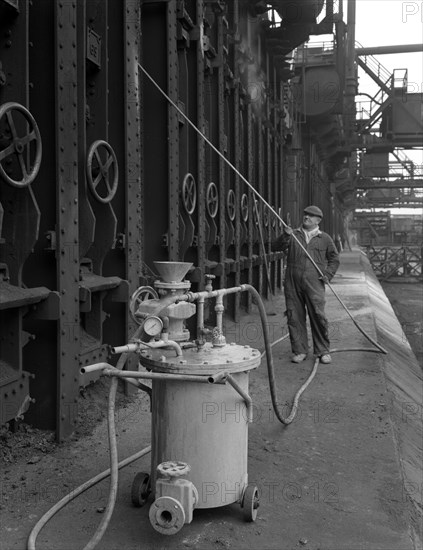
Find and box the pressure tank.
[140,343,261,509]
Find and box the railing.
[392,151,422,178]
[355,40,392,84]
[354,41,407,136]
[365,245,423,280]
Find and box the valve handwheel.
[182,173,197,215]
[206,182,218,218]
[86,139,119,203]
[241,193,249,222]
[129,286,158,325]
[263,208,269,227]
[157,461,191,478]
[0,102,42,188]
[227,189,236,221]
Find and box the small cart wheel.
[242,484,259,522]
[131,472,151,507]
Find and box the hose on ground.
[27,282,390,547]
[246,284,387,426]
[27,444,151,550]
[27,323,145,550]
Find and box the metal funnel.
[154,261,193,283]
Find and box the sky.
[352,0,423,87]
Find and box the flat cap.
[303,205,323,218]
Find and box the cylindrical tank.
[300,66,341,117]
[140,343,261,509]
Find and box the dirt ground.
[0,277,422,550]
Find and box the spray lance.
[27,63,388,550]
[137,62,387,356]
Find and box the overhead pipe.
[356,44,423,56]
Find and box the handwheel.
[129,286,158,325]
[157,461,191,478]
[206,182,218,218]
[242,484,259,522]
[227,189,236,221]
[241,193,249,222]
[86,140,119,203]
[182,173,196,215]
[0,102,42,188]
[131,472,151,507]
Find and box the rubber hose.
[245,284,387,426]
[27,445,151,550]
[82,375,119,550]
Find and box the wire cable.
[138,62,387,356]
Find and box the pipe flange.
[149,496,185,535]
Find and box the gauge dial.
[143,316,163,337]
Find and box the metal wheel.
[182,173,196,215]
[206,182,218,218]
[241,193,249,222]
[131,472,151,507]
[242,484,259,522]
[86,140,119,203]
[129,286,158,325]
[0,102,42,188]
[227,189,236,221]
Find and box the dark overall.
[273,229,340,356]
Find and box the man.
[272,205,340,364]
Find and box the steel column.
[55,0,80,441]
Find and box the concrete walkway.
[2,251,422,550]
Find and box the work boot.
[291,353,307,363]
[319,354,332,364]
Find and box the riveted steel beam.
[123,0,142,371]
[196,0,206,287]
[55,0,80,441]
[167,0,180,260]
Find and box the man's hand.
[283,225,293,235]
[319,275,329,285]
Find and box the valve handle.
[86,139,119,203]
[156,461,191,478]
[181,172,197,215]
[206,182,218,218]
[227,189,236,221]
[0,102,42,188]
[129,286,158,325]
[241,193,249,222]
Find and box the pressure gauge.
[142,315,163,337]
